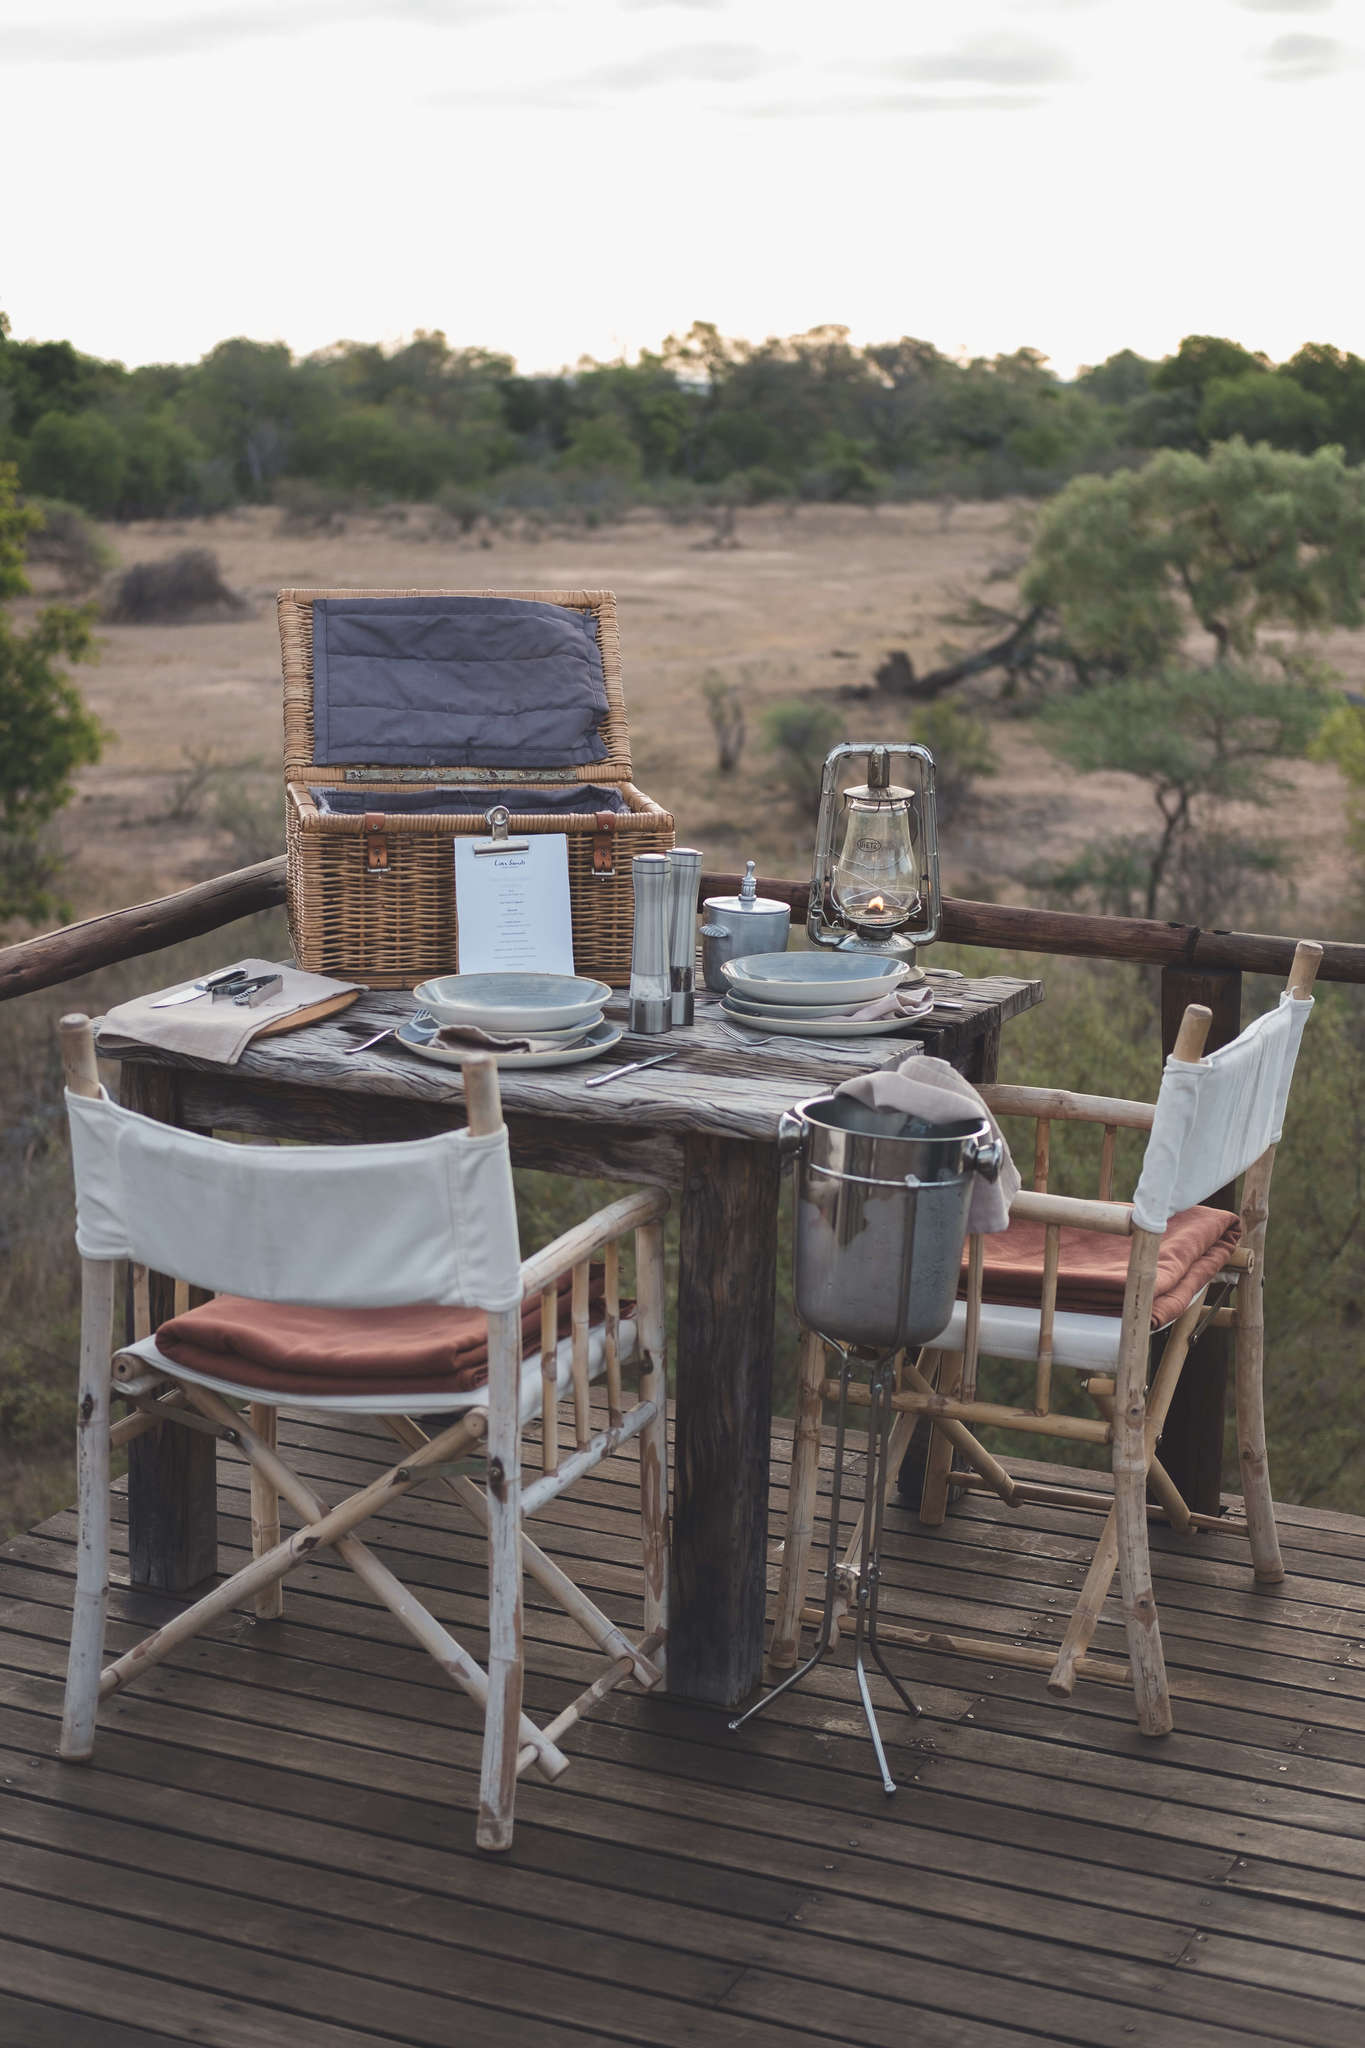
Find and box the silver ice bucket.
[782,1092,1002,1354]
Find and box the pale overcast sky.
[3,0,1361,377]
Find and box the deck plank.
[2,1415,1364,2048]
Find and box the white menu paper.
[452,832,576,975]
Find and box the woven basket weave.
[279,588,674,989]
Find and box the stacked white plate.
[405,972,621,1069]
[719,953,930,1039]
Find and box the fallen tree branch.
[875,603,1048,700]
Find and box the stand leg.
[732,1353,919,1798]
[729,1353,855,1731]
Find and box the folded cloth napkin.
[431,1023,589,1054]
[154,1264,611,1398]
[849,985,935,1022]
[97,960,362,1067]
[835,1053,1020,1235]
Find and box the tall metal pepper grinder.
[666,847,703,1026]
[628,853,672,1034]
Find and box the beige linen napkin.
[431,1025,539,1053]
[835,1053,1019,1234]
[849,985,934,1022]
[97,960,363,1067]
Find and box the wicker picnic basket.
[279,588,674,988]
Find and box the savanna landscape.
[5,323,1365,1542]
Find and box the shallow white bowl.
[722,952,909,1007]
[413,972,611,1034]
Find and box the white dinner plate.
[720,989,922,1023]
[720,1000,928,1040]
[397,1016,623,1070]
[414,972,611,1034]
[722,952,910,1007]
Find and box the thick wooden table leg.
[669,1134,781,1707]
[119,1062,219,1593]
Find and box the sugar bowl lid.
[704,860,788,917]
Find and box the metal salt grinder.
[629,853,672,1034]
[665,847,703,1027]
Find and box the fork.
[342,1011,433,1055]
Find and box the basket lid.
[279,588,631,786]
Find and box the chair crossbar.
[176,1382,571,1778]
[384,1416,662,1689]
[521,1399,659,1516]
[515,1626,668,1777]
[826,1378,1114,1444]
[799,1604,1133,1689]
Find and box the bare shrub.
[762,698,842,813]
[274,479,351,534]
[156,744,261,825]
[103,549,248,624]
[212,782,284,865]
[701,671,747,774]
[910,700,998,827]
[22,498,115,593]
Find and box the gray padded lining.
[311,785,628,818]
[312,595,609,768]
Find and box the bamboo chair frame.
[769,942,1322,1737]
[57,1016,669,1852]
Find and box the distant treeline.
[2,312,1364,523]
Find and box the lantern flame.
[868,895,885,912]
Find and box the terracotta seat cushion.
[963,1204,1242,1328]
[154,1265,606,1399]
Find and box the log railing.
[3,857,1364,1005]
[4,856,1362,1512]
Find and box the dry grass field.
[4,496,1363,1541]
[13,497,1359,934]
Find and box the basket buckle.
[363,811,390,878]
[592,810,617,880]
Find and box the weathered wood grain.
[4,1416,1365,2048]
[670,1133,783,1706]
[100,976,1042,1147]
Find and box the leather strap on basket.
[592,810,617,880]
[364,811,390,877]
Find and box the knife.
[150,968,249,1008]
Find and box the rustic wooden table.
[104,971,1043,1708]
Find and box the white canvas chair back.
[1131,992,1314,1232]
[65,1086,523,1311]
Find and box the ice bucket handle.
[777,1104,810,1159]
[964,1131,1004,1183]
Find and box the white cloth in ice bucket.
[835,1054,1020,1236]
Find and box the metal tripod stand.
[730,1342,920,1794]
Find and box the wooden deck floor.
[0,1410,1363,2048]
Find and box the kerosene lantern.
[807,742,940,974]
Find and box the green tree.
[1039,665,1328,918]
[0,465,104,922]
[1198,370,1330,453]
[22,410,126,518]
[1023,440,1365,675]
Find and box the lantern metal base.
[829,929,927,975]
[728,1348,921,1795]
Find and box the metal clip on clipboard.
[472,805,531,856]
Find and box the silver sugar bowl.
[700,862,791,992]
